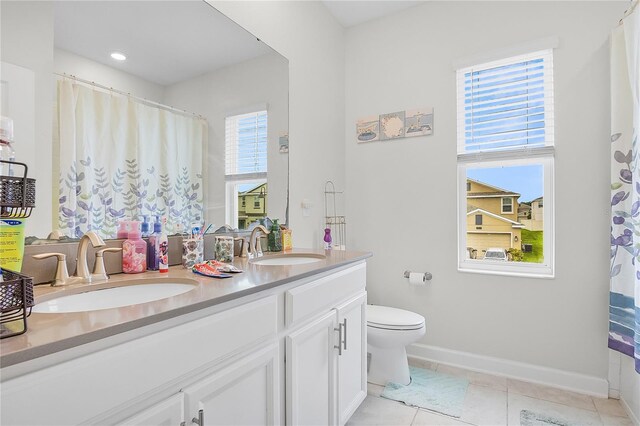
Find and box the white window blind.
[225,110,268,179]
[457,50,554,154]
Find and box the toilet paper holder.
[404,270,432,281]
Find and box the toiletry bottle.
[0,117,17,216]
[191,222,201,239]
[116,220,129,239]
[0,218,26,271]
[122,221,147,273]
[268,219,282,252]
[324,228,332,249]
[158,216,169,273]
[0,116,16,176]
[147,216,161,271]
[141,215,150,238]
[281,227,292,251]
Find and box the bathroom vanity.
[0,250,370,426]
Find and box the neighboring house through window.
[457,48,555,277]
[501,197,513,213]
[225,110,268,229]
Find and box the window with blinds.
[457,50,554,155]
[456,49,555,278]
[225,110,268,178]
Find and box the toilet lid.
[366,305,425,330]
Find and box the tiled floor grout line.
[506,386,510,426]
[409,407,419,426]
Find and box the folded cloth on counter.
[205,260,242,273]
[192,262,232,278]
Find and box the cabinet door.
[286,310,339,426]
[117,393,184,426]
[183,343,280,426]
[335,292,367,426]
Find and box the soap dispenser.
[147,216,162,271]
[116,220,129,239]
[141,215,151,238]
[268,219,282,252]
[158,216,169,273]
[122,221,147,273]
[324,228,332,249]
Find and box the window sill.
[458,261,554,279]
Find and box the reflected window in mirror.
[225,111,268,229]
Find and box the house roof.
[467,208,525,228]
[466,178,520,196]
[531,196,543,202]
[239,182,266,195]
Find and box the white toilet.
[366,305,426,386]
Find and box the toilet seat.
[366,305,425,331]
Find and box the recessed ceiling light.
[110,52,126,61]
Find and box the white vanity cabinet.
[118,393,185,426]
[0,261,367,426]
[118,344,280,426]
[286,309,340,425]
[1,295,279,426]
[285,263,367,426]
[336,292,368,425]
[181,343,281,426]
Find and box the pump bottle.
[122,221,147,273]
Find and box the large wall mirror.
[1,1,289,241]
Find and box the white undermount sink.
[249,253,326,266]
[32,281,197,314]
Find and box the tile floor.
[347,359,634,426]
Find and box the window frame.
[458,155,554,277]
[456,49,555,278]
[224,109,268,228]
[501,197,513,214]
[225,178,267,230]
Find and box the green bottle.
[268,219,282,252]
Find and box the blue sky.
[467,164,543,203]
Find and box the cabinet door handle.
[334,323,343,356]
[342,318,347,351]
[192,409,204,426]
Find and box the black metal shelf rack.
[0,159,36,338]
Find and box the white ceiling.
[54,1,275,86]
[322,1,423,28]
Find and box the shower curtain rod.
[54,72,206,120]
[620,0,638,23]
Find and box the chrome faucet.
[249,225,270,258]
[75,231,106,282]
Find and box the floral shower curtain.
[56,80,207,239]
[610,6,639,373]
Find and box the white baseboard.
[620,395,640,426]
[407,343,609,398]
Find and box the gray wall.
[164,52,289,229]
[344,1,626,380]
[212,1,346,248]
